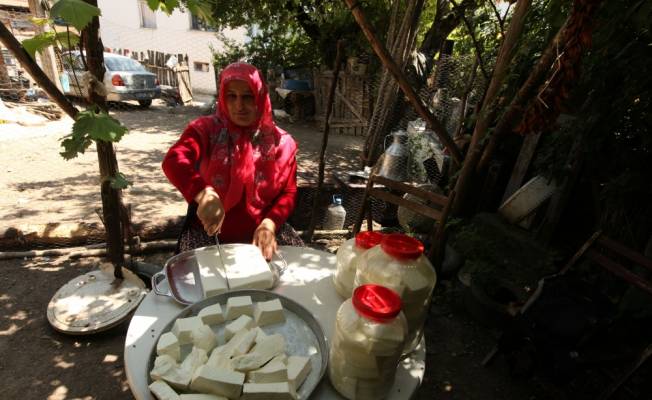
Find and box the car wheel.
[138,99,152,108]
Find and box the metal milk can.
[378,129,410,182]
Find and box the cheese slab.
[224,315,255,341]
[253,299,285,327]
[150,355,191,390]
[246,359,288,383]
[241,382,298,400]
[180,347,208,377]
[179,394,228,400]
[157,331,181,361]
[192,324,218,353]
[232,334,285,372]
[149,380,180,400]
[190,365,245,399]
[225,296,254,321]
[198,303,225,325]
[221,244,275,290]
[172,316,203,345]
[196,249,229,298]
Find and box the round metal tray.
[147,289,329,399]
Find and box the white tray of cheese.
[147,289,328,400]
[152,244,286,305]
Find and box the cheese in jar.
[354,233,436,353]
[333,231,384,298]
[329,284,407,400]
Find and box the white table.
[124,246,425,399]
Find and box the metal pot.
[378,129,410,182]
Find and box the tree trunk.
[28,0,61,91]
[451,0,532,215]
[83,0,126,277]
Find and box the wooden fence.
[314,70,372,136]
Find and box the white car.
[62,52,161,108]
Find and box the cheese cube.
[149,380,180,400]
[361,321,404,343]
[192,324,218,353]
[180,347,208,377]
[269,354,288,365]
[222,244,274,290]
[179,395,228,400]
[190,365,245,399]
[220,329,254,358]
[232,328,258,357]
[224,314,255,341]
[198,303,225,325]
[150,355,191,390]
[253,299,285,326]
[225,296,254,321]
[172,316,203,345]
[196,249,229,298]
[254,327,267,343]
[246,359,288,383]
[287,356,311,390]
[241,382,298,400]
[157,332,181,361]
[232,334,285,372]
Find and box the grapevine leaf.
[147,0,161,11]
[29,17,51,26]
[56,31,80,49]
[22,32,56,59]
[73,110,128,143]
[110,172,133,189]
[50,0,101,31]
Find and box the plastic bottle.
[323,195,346,230]
[333,231,384,298]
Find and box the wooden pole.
[305,40,345,242]
[0,21,77,118]
[451,0,531,215]
[344,0,463,166]
[82,0,126,279]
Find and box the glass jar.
[333,231,384,298]
[329,285,407,400]
[354,233,436,353]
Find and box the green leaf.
[30,17,51,26]
[186,0,214,22]
[110,172,132,189]
[147,0,161,11]
[73,110,128,143]
[55,31,80,49]
[22,32,56,59]
[59,129,92,160]
[161,0,180,14]
[50,0,101,31]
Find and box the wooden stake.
[306,40,345,242]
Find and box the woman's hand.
[253,218,277,261]
[194,187,225,236]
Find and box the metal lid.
[47,263,147,335]
[352,284,402,323]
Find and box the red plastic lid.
[381,233,424,260]
[355,231,384,249]
[352,284,402,323]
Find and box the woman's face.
[225,80,257,127]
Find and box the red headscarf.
[195,62,296,221]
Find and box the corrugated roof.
[0,0,29,8]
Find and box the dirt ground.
[0,101,638,399]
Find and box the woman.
[162,62,302,260]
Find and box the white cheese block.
[196,249,229,298]
[180,347,208,378]
[330,346,379,378]
[224,314,255,341]
[172,316,204,345]
[221,244,274,290]
[179,394,228,400]
[220,328,253,358]
[198,303,225,325]
[179,395,228,400]
[150,355,191,390]
[246,359,288,383]
[206,348,233,371]
[361,320,404,343]
[225,296,254,321]
[241,382,298,400]
[254,327,267,343]
[149,380,180,400]
[192,324,218,353]
[287,356,312,391]
[190,365,245,399]
[269,354,288,365]
[157,331,181,362]
[253,299,285,326]
[232,328,258,357]
[232,334,285,372]
[402,266,432,299]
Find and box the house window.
[139,0,157,29]
[194,62,209,72]
[190,15,215,32]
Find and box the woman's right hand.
[194,187,225,236]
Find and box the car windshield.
[105,57,147,72]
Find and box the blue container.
[283,79,311,91]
